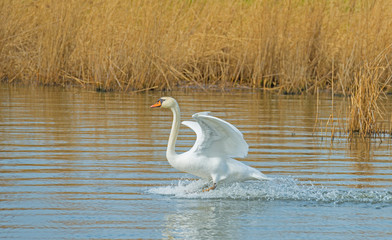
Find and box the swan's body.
[151,97,270,190]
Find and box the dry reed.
[1,0,392,93]
[348,61,392,138]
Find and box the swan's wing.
[181,120,204,153]
[184,112,248,158]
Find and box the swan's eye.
[158,99,166,105]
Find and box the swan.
[151,97,270,191]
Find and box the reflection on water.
[163,199,269,239]
[0,84,391,239]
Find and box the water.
[1,84,391,239]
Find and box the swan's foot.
[202,183,216,192]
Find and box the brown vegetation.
[348,62,392,138]
[1,0,392,93]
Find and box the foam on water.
[148,177,392,204]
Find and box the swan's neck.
[166,103,181,161]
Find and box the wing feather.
[181,120,204,153]
[182,112,248,158]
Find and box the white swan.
[151,97,270,191]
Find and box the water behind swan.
[149,177,392,204]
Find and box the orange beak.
[150,100,162,108]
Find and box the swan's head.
[150,97,177,109]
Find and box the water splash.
[148,177,392,204]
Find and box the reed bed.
[1,0,392,93]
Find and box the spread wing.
[181,112,248,158]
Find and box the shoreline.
[2,81,391,140]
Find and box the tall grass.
[1,0,392,93]
[348,61,392,138]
